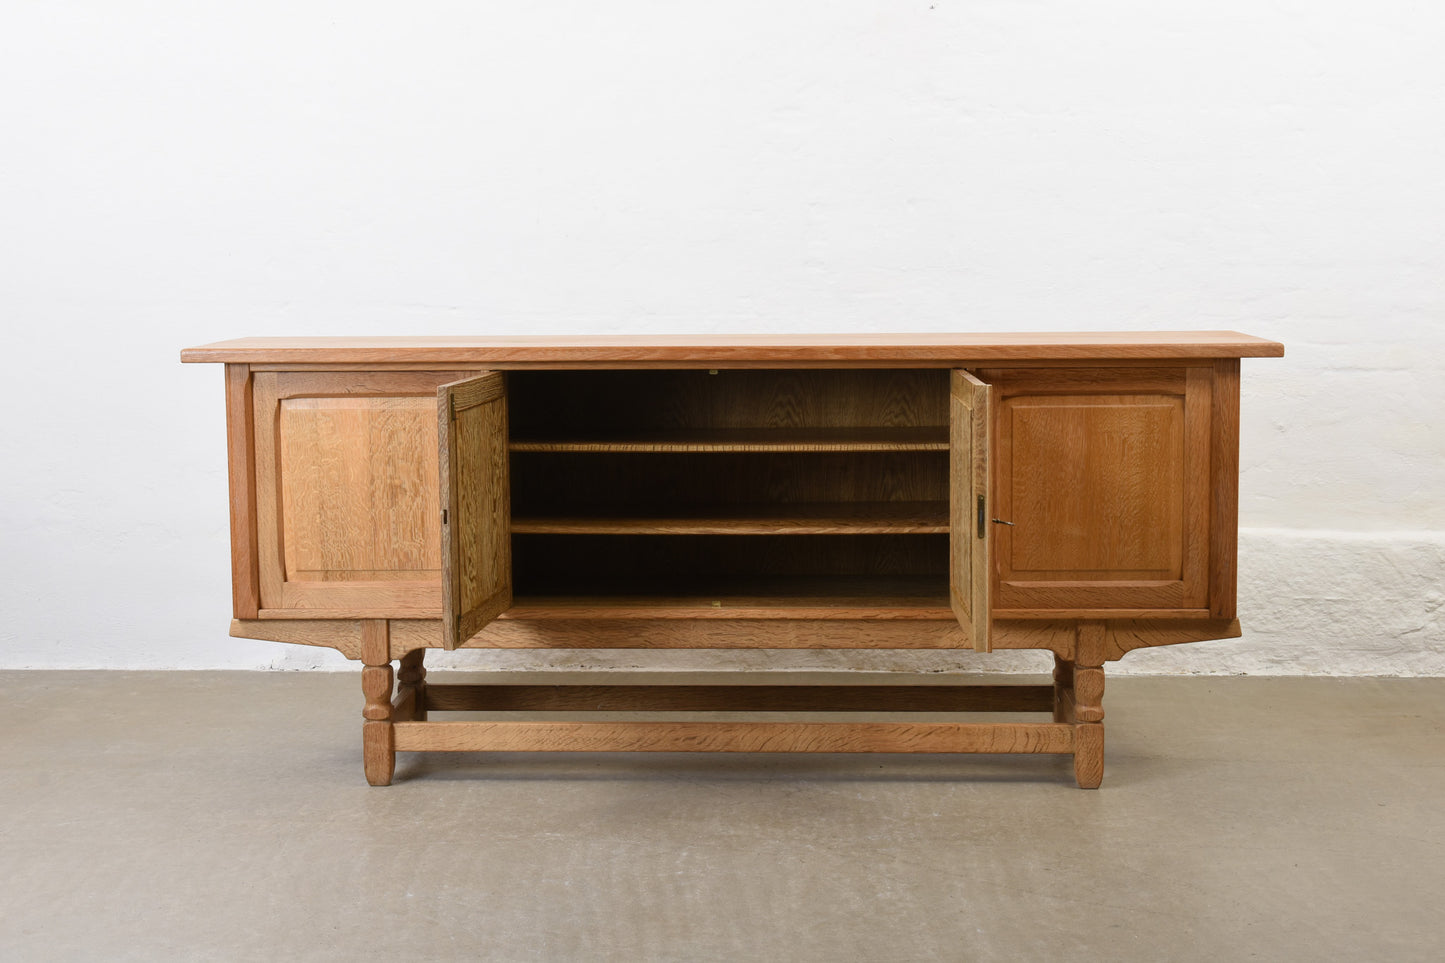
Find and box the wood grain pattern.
[423,684,1054,713]
[181,331,1287,364]
[224,364,259,619]
[275,581,441,613]
[396,648,427,723]
[360,620,394,785]
[447,618,969,649]
[389,686,417,723]
[1071,622,1106,788]
[1057,685,1078,725]
[1008,396,1184,573]
[1210,358,1241,617]
[230,618,363,659]
[505,599,951,622]
[1105,618,1241,659]
[950,370,992,652]
[250,370,473,616]
[994,607,1214,620]
[439,372,512,649]
[252,371,284,608]
[360,619,390,666]
[1073,666,1104,725]
[278,396,440,580]
[986,366,1211,613]
[1073,722,1103,789]
[434,617,1074,651]
[225,613,1238,660]
[1052,655,1074,723]
[392,721,1076,754]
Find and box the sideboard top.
[181,331,1284,365]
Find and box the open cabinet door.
[950,370,993,652]
[439,372,512,650]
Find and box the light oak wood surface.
[182,331,1285,364]
[950,370,992,652]
[985,366,1211,613]
[421,683,1055,713]
[439,372,512,649]
[194,333,1280,787]
[224,364,259,619]
[391,721,1077,755]
[249,370,472,617]
[229,616,1239,661]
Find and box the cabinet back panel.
[514,534,947,587]
[508,369,948,435]
[511,451,947,513]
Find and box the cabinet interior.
[505,368,951,615]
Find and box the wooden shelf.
[509,427,949,453]
[511,501,949,535]
[506,575,951,620]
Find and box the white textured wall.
[1,1,1440,673]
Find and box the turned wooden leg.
[361,621,395,787]
[1052,654,1074,723]
[1071,622,1105,789]
[398,648,428,723]
[1073,662,1105,789]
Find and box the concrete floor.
[1,672,1442,962]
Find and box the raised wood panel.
[278,396,440,580]
[224,364,259,619]
[985,366,1212,613]
[949,370,992,652]
[439,372,512,649]
[1007,395,1184,576]
[252,370,474,615]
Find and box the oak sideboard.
[181,332,1283,787]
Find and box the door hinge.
[977,495,986,539]
[442,508,448,526]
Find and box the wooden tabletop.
[181,331,1284,364]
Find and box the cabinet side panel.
[224,364,259,619]
[1210,359,1240,618]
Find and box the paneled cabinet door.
[251,369,480,618]
[438,372,512,650]
[980,365,1215,617]
[950,370,993,652]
